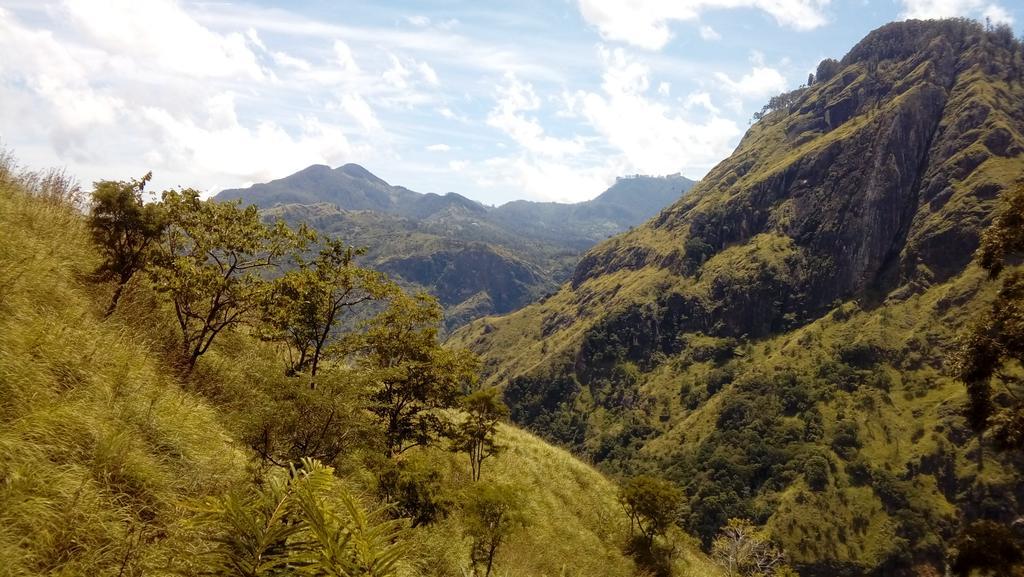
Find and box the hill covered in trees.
[218,165,694,329]
[451,19,1024,577]
[0,153,726,577]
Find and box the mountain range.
[450,19,1024,576]
[216,165,694,328]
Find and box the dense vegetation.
[453,19,1024,577]
[221,164,694,330]
[0,152,724,577]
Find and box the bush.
[804,455,831,491]
[202,458,410,576]
[377,460,452,528]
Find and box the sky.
[0,0,1020,204]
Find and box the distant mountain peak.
[337,163,388,185]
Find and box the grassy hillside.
[0,171,720,577]
[0,179,246,574]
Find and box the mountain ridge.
[451,18,1024,576]
[222,165,695,329]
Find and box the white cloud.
[380,53,440,93]
[472,45,746,202]
[138,94,357,189]
[406,15,431,27]
[338,93,380,131]
[272,51,312,71]
[683,91,721,114]
[418,61,440,85]
[984,3,1014,24]
[246,28,266,51]
[382,54,410,89]
[699,24,721,40]
[63,0,265,79]
[577,0,830,50]
[333,40,361,74]
[487,73,585,158]
[449,160,468,171]
[478,156,619,203]
[714,53,788,100]
[426,143,451,152]
[573,47,741,176]
[900,0,1012,23]
[0,7,124,158]
[0,4,384,194]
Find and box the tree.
[346,291,480,456]
[450,388,509,481]
[815,58,840,83]
[377,459,452,528]
[619,475,684,549]
[803,455,831,491]
[462,482,528,577]
[245,372,378,470]
[88,173,166,316]
[153,189,299,372]
[955,184,1024,462]
[264,236,394,380]
[712,518,791,577]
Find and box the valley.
[2,8,1023,577]
[218,164,694,329]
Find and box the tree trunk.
[485,543,498,577]
[977,430,985,472]
[105,280,126,317]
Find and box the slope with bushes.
[0,161,719,577]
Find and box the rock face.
[379,245,543,312]
[451,20,1024,576]
[226,169,693,329]
[570,20,1023,337]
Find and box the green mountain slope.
[451,19,1024,576]
[222,167,693,329]
[0,169,719,577]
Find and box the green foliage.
[346,291,480,456]
[244,373,378,469]
[154,189,301,371]
[201,458,410,576]
[803,456,830,491]
[449,389,509,481]
[956,184,1024,454]
[376,460,452,528]
[264,237,394,378]
[620,476,685,547]
[88,173,166,315]
[462,482,529,577]
[620,475,686,576]
[814,58,840,83]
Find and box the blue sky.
[0,0,1020,204]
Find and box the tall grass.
[0,176,245,576]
